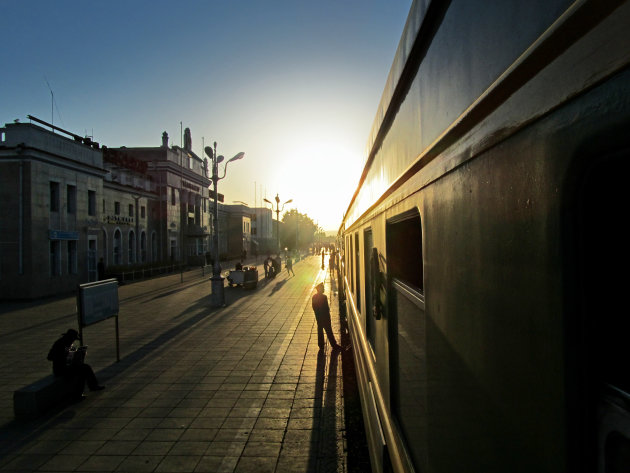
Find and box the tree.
[280,209,318,251]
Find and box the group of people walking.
[263,254,296,279]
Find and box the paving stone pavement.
[0,255,369,472]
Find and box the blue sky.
[1,1,411,230]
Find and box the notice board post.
[77,279,120,362]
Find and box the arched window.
[151,231,157,263]
[140,231,147,263]
[113,229,122,265]
[102,229,108,265]
[128,230,136,264]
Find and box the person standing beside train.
[312,282,341,351]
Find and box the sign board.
[49,230,79,240]
[77,278,121,362]
[77,279,119,327]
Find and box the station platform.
[0,255,369,472]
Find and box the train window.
[355,233,361,312]
[364,229,375,350]
[349,236,354,295]
[386,209,426,471]
[572,151,630,472]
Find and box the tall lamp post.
[263,194,292,254]
[205,143,244,307]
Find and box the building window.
[140,231,147,263]
[129,204,134,217]
[113,229,122,265]
[102,199,106,213]
[115,202,120,215]
[67,185,76,214]
[151,232,157,262]
[88,190,96,216]
[67,240,77,274]
[50,182,59,212]
[50,240,60,276]
[128,230,135,264]
[141,206,146,218]
[171,187,176,205]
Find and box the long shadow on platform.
[0,280,264,462]
[268,279,287,296]
[307,347,341,472]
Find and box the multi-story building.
[0,119,107,298]
[0,118,247,299]
[251,206,273,255]
[107,128,212,266]
[223,204,251,260]
[101,148,158,269]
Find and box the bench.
[14,374,79,419]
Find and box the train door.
[570,150,630,473]
[386,209,426,472]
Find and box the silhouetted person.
[264,255,271,279]
[286,256,295,276]
[47,329,104,400]
[97,258,105,280]
[235,261,243,271]
[273,255,281,276]
[312,283,341,350]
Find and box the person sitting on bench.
[47,329,104,401]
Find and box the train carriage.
[338,1,630,472]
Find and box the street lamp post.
[263,194,292,254]
[205,143,244,307]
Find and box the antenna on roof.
[44,77,54,133]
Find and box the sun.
[280,141,365,231]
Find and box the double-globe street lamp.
[205,142,244,307]
[264,194,292,254]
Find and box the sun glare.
[281,141,364,231]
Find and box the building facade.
[108,128,212,267]
[0,119,250,299]
[0,121,106,298]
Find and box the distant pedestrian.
[97,258,105,280]
[273,255,281,276]
[312,283,341,351]
[264,256,270,279]
[321,249,325,269]
[286,256,295,276]
[47,329,104,401]
[329,253,335,275]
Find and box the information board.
[77,278,121,362]
[77,279,119,327]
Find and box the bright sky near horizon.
[1,1,411,231]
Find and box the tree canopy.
[280,209,322,250]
